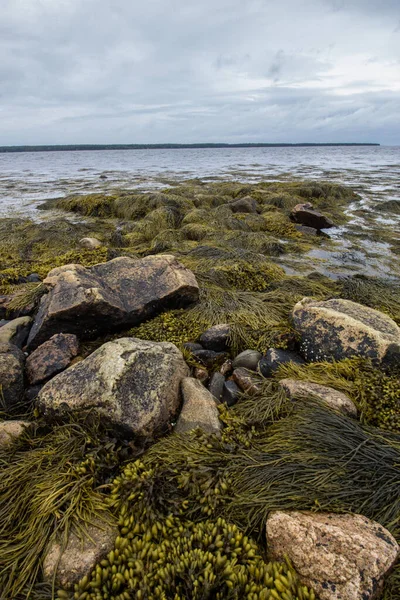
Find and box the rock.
[266,511,399,600]
[175,378,221,435]
[37,337,189,438]
[230,196,258,213]
[27,255,199,350]
[27,273,41,283]
[79,237,103,249]
[25,384,43,403]
[232,349,262,371]
[199,324,230,351]
[232,368,262,395]
[220,359,233,376]
[43,519,117,589]
[190,348,229,369]
[194,367,209,384]
[0,319,9,327]
[258,348,305,378]
[293,298,400,365]
[222,380,241,406]
[26,333,79,385]
[295,224,318,236]
[0,316,32,348]
[0,343,25,411]
[279,379,357,417]
[291,203,335,230]
[0,420,31,449]
[208,372,225,402]
[183,342,203,353]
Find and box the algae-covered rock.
[293,297,400,365]
[229,196,258,213]
[79,237,103,249]
[37,337,189,438]
[0,420,31,449]
[26,333,79,385]
[0,343,25,411]
[266,510,399,600]
[0,316,32,348]
[27,255,199,350]
[43,520,117,590]
[279,378,357,417]
[175,377,221,435]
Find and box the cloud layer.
[1,0,399,145]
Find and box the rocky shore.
[1,180,400,600]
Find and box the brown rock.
[267,511,399,600]
[279,378,357,417]
[43,519,117,589]
[175,378,221,435]
[293,297,400,365]
[37,337,189,439]
[232,368,262,395]
[27,255,199,350]
[0,420,31,448]
[291,203,335,230]
[26,333,79,385]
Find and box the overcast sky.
[1,0,399,145]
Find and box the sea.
[1,145,399,278]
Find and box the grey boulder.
[267,511,399,600]
[175,378,221,435]
[27,255,199,350]
[37,337,189,439]
[293,297,400,365]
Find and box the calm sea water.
[0,146,399,278]
[0,146,399,217]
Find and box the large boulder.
[27,255,199,350]
[0,343,25,411]
[175,378,221,435]
[293,297,400,365]
[37,337,189,438]
[26,333,79,385]
[267,511,399,600]
[291,203,335,230]
[279,379,357,417]
[43,519,117,589]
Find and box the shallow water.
[1,146,399,278]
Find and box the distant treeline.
[0,143,380,153]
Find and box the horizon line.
[0,142,381,153]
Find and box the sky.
[1,0,399,145]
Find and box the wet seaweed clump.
[127,309,204,348]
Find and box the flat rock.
[199,324,230,351]
[37,337,189,439]
[0,420,31,449]
[208,372,225,402]
[43,519,117,589]
[291,203,335,230]
[233,368,262,395]
[279,378,357,417]
[27,255,199,350]
[293,297,400,365]
[267,511,399,600]
[232,349,262,371]
[0,316,32,348]
[259,348,305,377]
[26,333,79,385]
[175,378,221,435]
[0,343,25,411]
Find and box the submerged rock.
[293,297,400,365]
[266,511,399,600]
[37,337,189,439]
[258,348,304,377]
[0,420,31,449]
[0,343,25,411]
[291,203,335,230]
[27,255,199,350]
[279,378,357,417]
[43,520,117,589]
[0,316,32,348]
[175,378,221,435]
[199,324,230,351]
[26,333,79,385]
